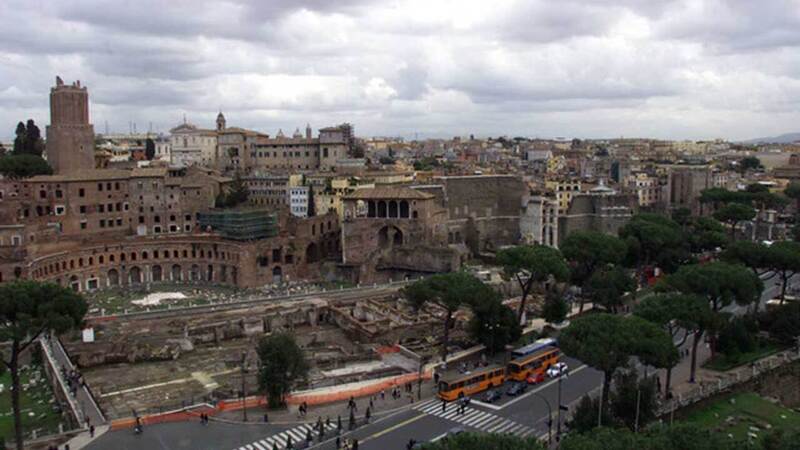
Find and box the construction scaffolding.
[196,209,278,241]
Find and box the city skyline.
[2,0,800,141]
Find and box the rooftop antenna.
[149,121,153,133]
[104,120,108,135]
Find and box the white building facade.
[289,186,310,217]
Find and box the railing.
[39,337,85,426]
[657,348,800,416]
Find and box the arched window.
[399,201,409,218]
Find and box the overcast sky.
[2,0,800,141]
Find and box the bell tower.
[216,111,226,131]
[45,76,96,174]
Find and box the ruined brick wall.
[557,193,637,245]
[435,175,526,252]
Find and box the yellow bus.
[437,364,506,401]
[507,347,560,383]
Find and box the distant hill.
[743,132,800,144]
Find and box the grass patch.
[681,392,800,443]
[0,365,64,440]
[703,343,782,372]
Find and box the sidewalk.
[48,336,106,426]
[213,379,438,426]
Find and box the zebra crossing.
[234,421,337,450]
[414,399,537,438]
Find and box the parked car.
[484,389,502,403]
[547,362,569,378]
[527,372,545,384]
[506,382,527,396]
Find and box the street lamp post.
[534,392,553,448]
[241,351,248,422]
[556,369,569,443]
[485,323,495,356]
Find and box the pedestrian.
[336,436,341,449]
[264,412,269,423]
[352,438,359,450]
[65,445,70,450]
[380,389,385,401]
[365,406,371,423]
[441,399,446,413]
[369,398,374,409]
[90,424,95,437]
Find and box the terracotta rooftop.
[344,186,434,200]
[28,169,131,183]
[130,167,168,178]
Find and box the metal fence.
[657,348,800,416]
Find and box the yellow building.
[545,180,582,214]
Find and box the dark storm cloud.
[1,0,800,141]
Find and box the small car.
[506,382,527,396]
[547,362,569,378]
[446,426,466,436]
[484,389,502,403]
[527,372,545,384]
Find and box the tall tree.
[418,431,546,450]
[23,119,43,156]
[257,332,309,408]
[0,281,87,450]
[713,203,756,240]
[306,186,316,217]
[497,245,569,324]
[739,156,763,172]
[144,138,156,160]
[721,240,772,278]
[404,272,494,360]
[767,241,800,305]
[610,369,659,431]
[658,262,762,381]
[686,216,728,253]
[0,155,53,179]
[671,207,692,229]
[561,231,627,310]
[12,122,25,155]
[586,266,635,313]
[559,314,673,415]
[560,423,746,450]
[467,295,521,355]
[784,181,800,212]
[635,294,710,394]
[619,213,686,282]
[218,171,249,208]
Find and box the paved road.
[84,357,602,450]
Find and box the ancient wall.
[557,193,637,245]
[435,175,526,253]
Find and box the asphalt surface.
[84,356,603,450]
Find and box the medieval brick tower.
[46,76,95,174]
